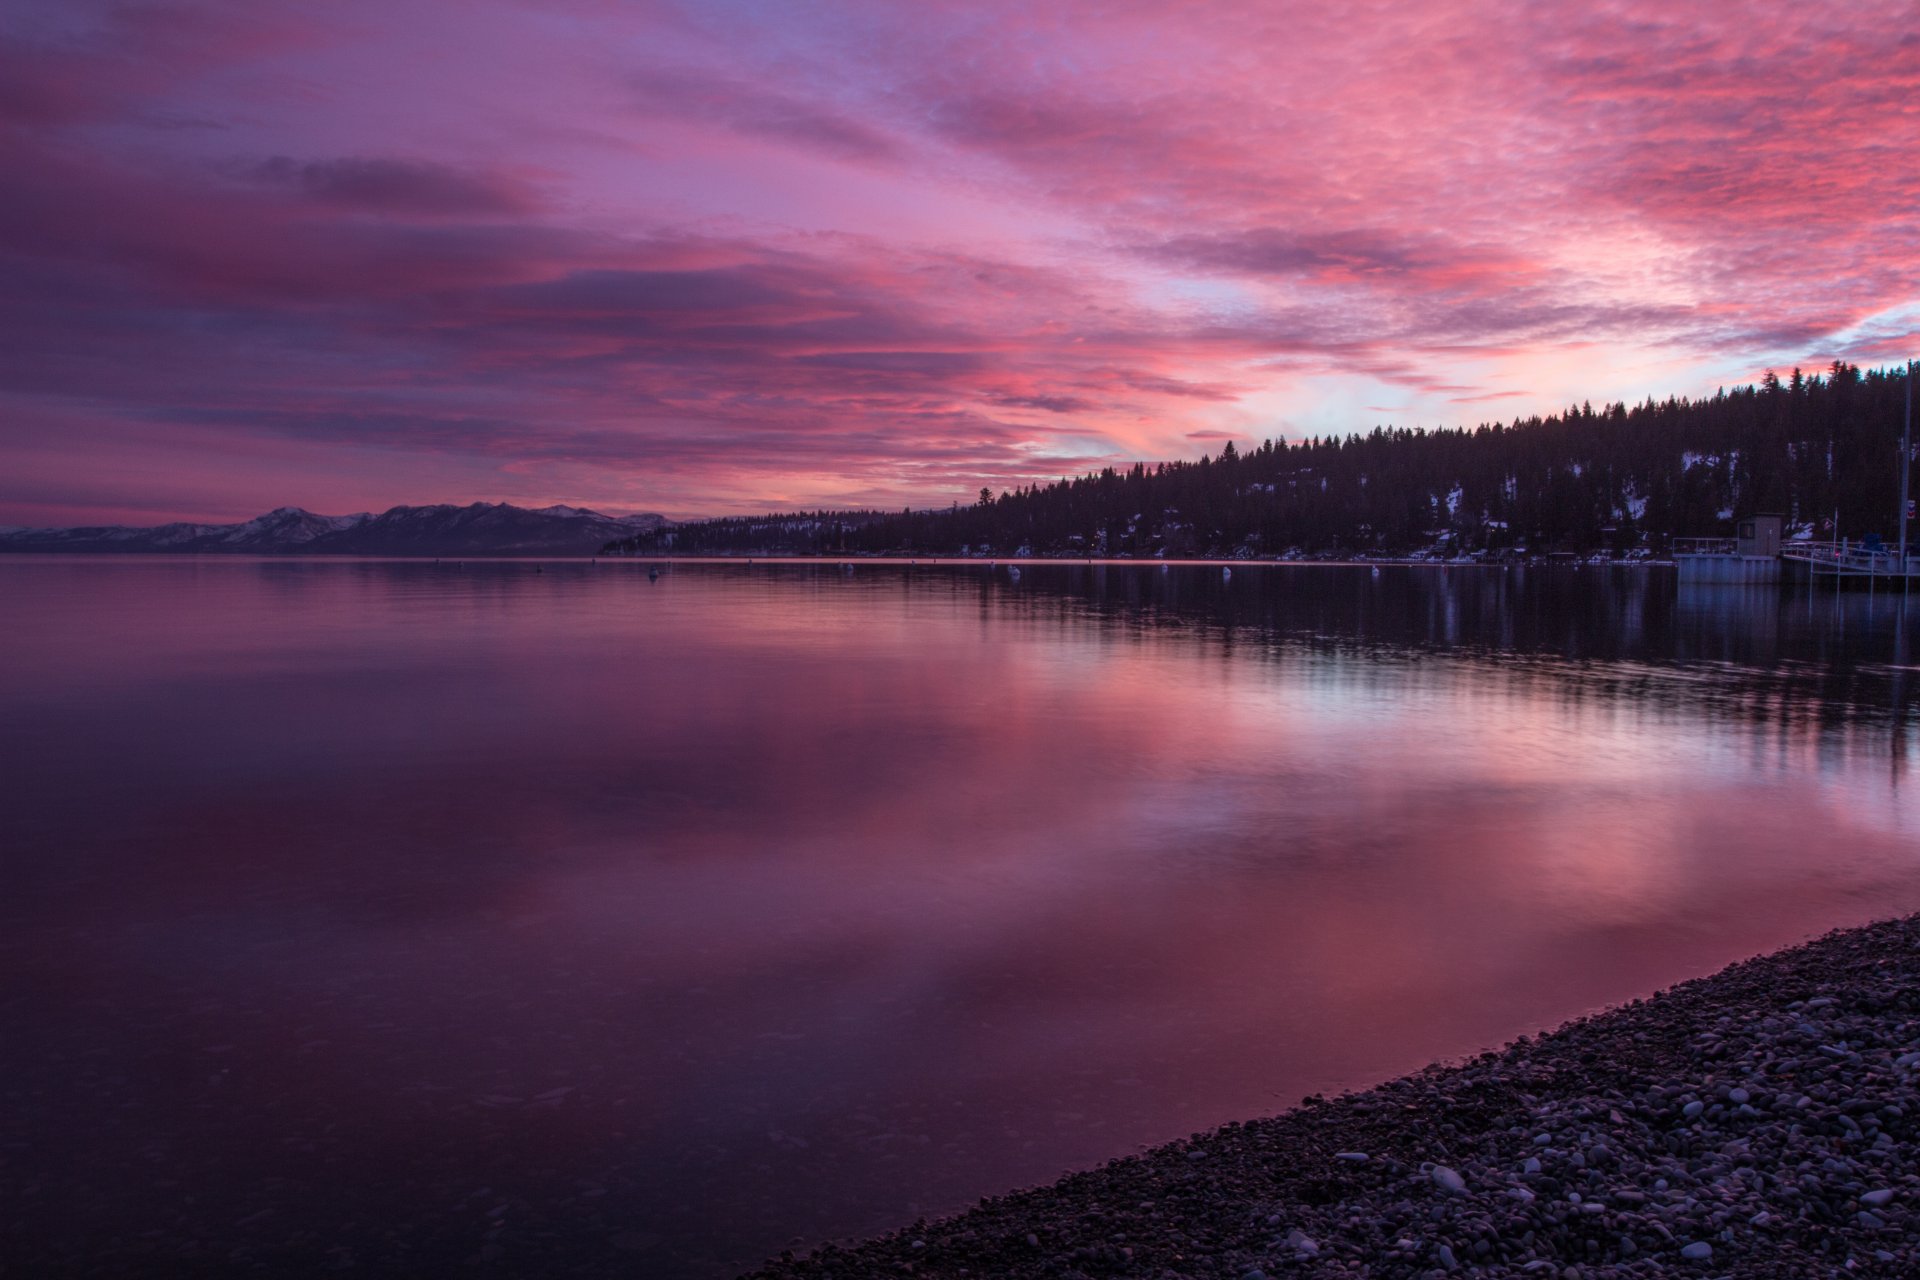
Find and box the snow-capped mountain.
[213,507,375,548]
[0,503,669,556]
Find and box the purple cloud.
[247,156,538,216]
[4,0,1920,524]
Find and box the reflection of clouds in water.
[5,558,1920,1278]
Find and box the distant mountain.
[0,503,669,556]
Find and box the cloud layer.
[4,0,1918,523]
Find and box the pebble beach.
[746,914,1920,1279]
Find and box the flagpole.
[1904,359,1914,591]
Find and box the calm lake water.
[4,557,1919,1276]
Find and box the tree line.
[605,362,1918,558]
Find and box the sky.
[4,0,1918,526]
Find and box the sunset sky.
[4,0,1918,525]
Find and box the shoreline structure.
[747,915,1920,1279]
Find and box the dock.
[1676,514,1920,588]
[1781,539,1920,585]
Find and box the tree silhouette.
[604,365,1918,560]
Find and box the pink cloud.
[4,0,1919,523]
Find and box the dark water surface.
[4,557,1918,1276]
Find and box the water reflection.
[1,559,1917,1277]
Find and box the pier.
[1676,537,1920,589]
[1677,513,1920,589]
[1781,538,1920,585]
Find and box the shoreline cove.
[748,915,1920,1279]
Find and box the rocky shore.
[746,915,1920,1279]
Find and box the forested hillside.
[608,362,1917,559]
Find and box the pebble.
[747,914,1920,1280]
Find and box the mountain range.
[0,503,669,556]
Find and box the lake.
[3,557,1917,1276]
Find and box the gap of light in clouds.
[3,0,1917,523]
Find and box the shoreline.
[746,915,1920,1278]
[611,555,1676,568]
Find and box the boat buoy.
[1222,566,1232,581]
